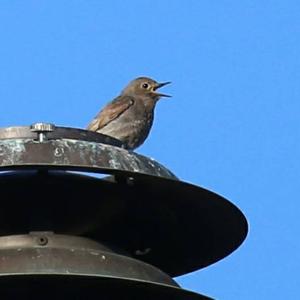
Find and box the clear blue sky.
[0,1,299,299]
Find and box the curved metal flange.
[0,125,177,180]
[0,170,248,277]
[0,276,212,299]
[0,232,177,287]
[0,233,212,300]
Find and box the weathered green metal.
[0,125,177,179]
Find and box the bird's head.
[122,77,171,100]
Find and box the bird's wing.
[87,95,135,131]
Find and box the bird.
[87,77,171,150]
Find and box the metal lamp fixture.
[0,123,248,299]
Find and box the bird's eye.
[142,83,149,89]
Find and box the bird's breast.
[97,99,155,149]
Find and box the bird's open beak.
[153,81,171,97]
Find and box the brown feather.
[87,96,134,131]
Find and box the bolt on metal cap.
[30,123,55,132]
[30,123,56,142]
